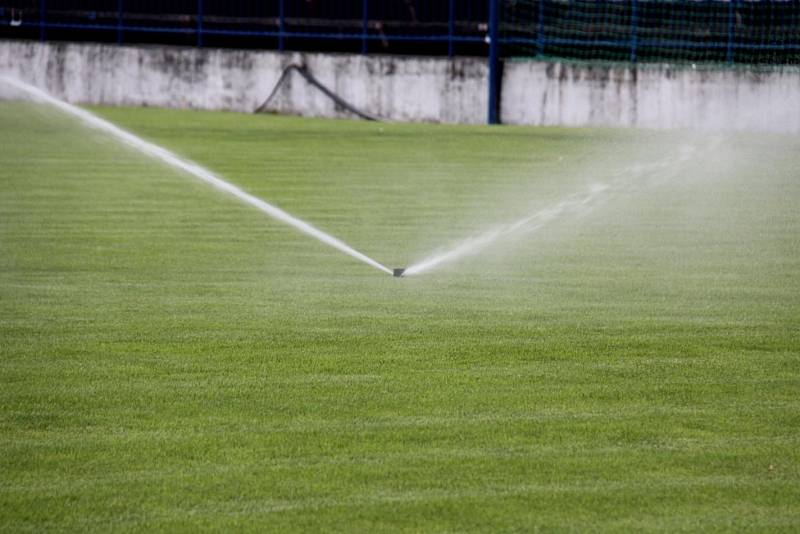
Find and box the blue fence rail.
[500,0,800,65]
[0,0,491,57]
[1,0,798,124]
[2,0,798,62]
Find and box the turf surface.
[1,101,799,531]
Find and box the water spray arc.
[4,76,688,280]
[403,183,610,276]
[401,137,703,277]
[0,76,393,276]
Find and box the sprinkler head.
[393,268,405,278]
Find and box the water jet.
[0,75,393,276]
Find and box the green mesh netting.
[500,0,800,66]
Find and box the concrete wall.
[0,40,487,124]
[502,60,800,133]
[1,40,799,132]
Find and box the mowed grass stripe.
[1,101,799,531]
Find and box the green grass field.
[1,100,799,532]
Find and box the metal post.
[361,0,368,54]
[487,0,500,124]
[117,0,123,45]
[197,0,203,48]
[39,0,46,42]
[278,0,285,52]
[448,0,455,57]
[630,0,637,63]
[537,0,545,57]
[726,0,736,64]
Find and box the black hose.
[254,64,380,122]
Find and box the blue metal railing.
[6,0,799,60]
[196,0,202,47]
[12,0,486,54]
[38,0,45,41]
[2,0,798,125]
[12,20,487,45]
[116,0,122,45]
[501,0,800,63]
[488,0,500,124]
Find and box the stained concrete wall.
[0,40,487,123]
[1,40,799,133]
[502,60,800,133]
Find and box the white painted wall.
[1,40,799,133]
